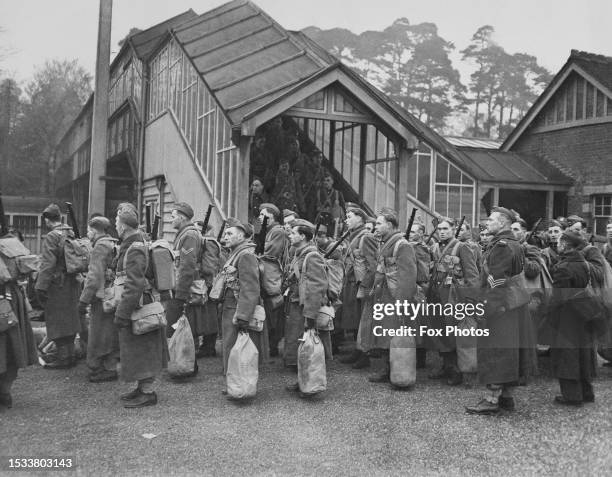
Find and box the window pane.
[435,185,447,216]
[417,153,431,205]
[596,89,605,117]
[449,164,461,184]
[436,156,448,183]
[576,78,584,120]
[407,155,417,197]
[461,187,474,223]
[585,82,594,118]
[448,186,461,219]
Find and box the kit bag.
[232,303,266,332]
[297,329,327,395]
[168,314,196,377]
[389,334,416,388]
[130,300,166,335]
[0,236,38,283]
[226,331,259,399]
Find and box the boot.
[416,348,427,369]
[44,343,75,369]
[368,357,390,383]
[340,349,362,364]
[352,353,370,369]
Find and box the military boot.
[368,358,390,383]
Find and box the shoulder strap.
[299,247,321,279]
[122,241,149,272]
[392,237,408,258]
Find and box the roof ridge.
[570,49,612,64]
[130,9,196,40]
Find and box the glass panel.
[461,187,474,223]
[334,90,361,114]
[417,153,431,205]
[565,79,575,121]
[462,174,473,186]
[448,186,461,219]
[435,185,447,217]
[436,155,448,183]
[449,163,461,184]
[407,155,417,197]
[352,127,360,188]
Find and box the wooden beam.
[237,135,252,223]
[398,145,412,230]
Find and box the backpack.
[64,237,92,274]
[301,248,343,303]
[0,236,39,283]
[149,239,175,291]
[199,236,225,287]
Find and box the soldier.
[407,221,432,368]
[569,216,607,288]
[249,178,269,225]
[282,209,299,232]
[367,208,418,384]
[427,217,480,386]
[542,220,563,269]
[283,219,330,374]
[316,172,345,225]
[458,222,482,272]
[0,231,37,408]
[258,203,289,358]
[35,204,81,369]
[166,202,213,368]
[217,218,262,378]
[466,207,536,415]
[114,207,167,408]
[78,216,119,382]
[548,230,597,406]
[339,206,378,369]
[604,220,612,267]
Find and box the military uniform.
[477,229,536,386]
[549,249,597,403]
[114,233,168,389]
[219,242,263,375]
[262,223,289,357]
[427,237,480,382]
[0,234,37,407]
[35,224,81,365]
[79,234,118,375]
[284,243,330,366]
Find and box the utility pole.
[88,0,112,217]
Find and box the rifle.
[526,217,542,241]
[217,220,226,242]
[256,216,268,255]
[324,229,351,259]
[151,214,160,241]
[425,218,440,245]
[145,204,152,235]
[313,216,322,244]
[405,207,417,240]
[65,202,81,239]
[455,216,466,239]
[0,191,7,237]
[200,204,214,236]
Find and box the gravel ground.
[1,349,611,477]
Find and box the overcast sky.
[1,0,611,83]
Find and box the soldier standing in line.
[258,203,289,358]
[458,222,482,272]
[541,220,563,269]
[283,219,330,374]
[0,231,37,409]
[217,218,262,378]
[427,217,480,386]
[35,204,81,369]
[339,207,378,369]
[166,202,212,369]
[78,216,119,382]
[407,221,432,369]
[548,229,598,406]
[367,208,418,384]
[114,207,168,408]
[466,207,536,415]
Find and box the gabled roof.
[455,148,573,186]
[128,9,198,60]
[445,136,501,149]
[502,50,612,150]
[172,0,333,125]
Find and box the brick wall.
[511,122,612,222]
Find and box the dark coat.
[173,223,202,301]
[340,226,377,330]
[79,234,118,369]
[477,229,537,384]
[35,224,80,340]
[549,249,597,381]
[264,224,288,261]
[1,282,37,373]
[115,233,167,382]
[578,243,606,287]
[287,244,328,319]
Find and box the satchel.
[232,304,266,332]
[0,298,18,333]
[208,272,227,301]
[188,279,208,305]
[315,305,335,331]
[130,301,166,335]
[102,274,126,313]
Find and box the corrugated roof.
[129,9,198,60]
[172,0,332,125]
[444,136,502,149]
[455,148,573,185]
